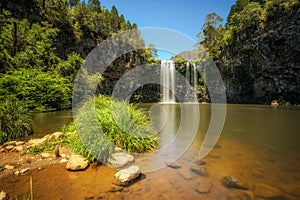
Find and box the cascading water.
[160,60,198,103]
[161,60,176,103]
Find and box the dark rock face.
[218,8,300,104]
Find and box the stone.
[20,168,29,174]
[50,132,63,140]
[271,100,279,106]
[58,145,72,158]
[60,158,68,163]
[14,146,23,152]
[108,153,134,169]
[108,186,124,193]
[14,170,20,175]
[3,141,16,146]
[254,184,283,199]
[226,191,255,200]
[114,147,123,153]
[0,190,6,200]
[4,165,14,170]
[190,166,209,177]
[114,165,141,183]
[66,154,89,171]
[165,161,181,169]
[41,152,51,158]
[178,169,193,180]
[195,178,212,194]
[28,138,47,146]
[222,176,248,190]
[15,141,25,146]
[5,145,14,150]
[193,159,206,166]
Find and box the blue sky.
[100,0,236,59]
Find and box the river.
[2,104,300,199]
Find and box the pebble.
[165,162,181,169]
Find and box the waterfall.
[161,60,176,103]
[160,60,198,103]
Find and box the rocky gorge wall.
[218,6,300,104]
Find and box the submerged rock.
[254,184,284,199]
[114,165,141,184]
[190,166,209,177]
[66,154,89,171]
[108,153,134,169]
[195,178,212,194]
[165,161,181,169]
[222,176,248,190]
[193,159,206,166]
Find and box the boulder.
[66,154,89,171]
[114,165,141,183]
[108,153,134,169]
[3,141,16,146]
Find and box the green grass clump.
[0,100,33,144]
[68,95,159,163]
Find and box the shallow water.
[2,104,300,199]
[31,110,73,135]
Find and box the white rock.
[66,154,89,171]
[115,165,141,183]
[50,132,63,140]
[15,141,25,146]
[20,168,29,174]
[4,165,14,170]
[28,138,46,146]
[14,146,23,152]
[5,145,14,150]
[108,153,134,169]
[41,152,51,158]
[3,141,16,146]
[60,158,68,163]
[0,190,6,200]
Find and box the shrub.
[67,95,159,163]
[0,68,71,112]
[0,100,33,144]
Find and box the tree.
[197,13,225,58]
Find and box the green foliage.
[73,95,158,162]
[0,68,71,112]
[0,100,33,144]
[197,13,225,58]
